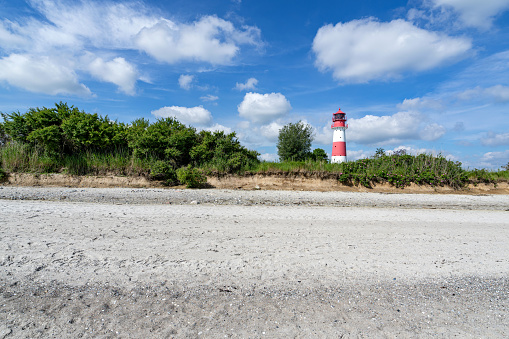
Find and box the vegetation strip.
[1,103,507,189]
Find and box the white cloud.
[313,124,334,145]
[203,123,232,134]
[178,74,194,90]
[480,150,509,168]
[397,97,443,111]
[200,94,219,102]
[259,153,279,162]
[259,122,284,142]
[481,132,509,146]
[235,77,258,91]
[457,85,509,102]
[0,1,262,97]
[28,0,159,50]
[151,106,212,126]
[0,21,28,50]
[347,149,373,161]
[88,57,138,95]
[420,123,447,141]
[348,109,448,145]
[0,54,91,96]
[236,121,250,130]
[484,85,509,102]
[431,0,509,30]
[312,18,471,83]
[238,92,291,124]
[135,15,261,65]
[348,111,423,145]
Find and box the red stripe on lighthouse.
[332,141,346,157]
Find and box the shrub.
[129,117,196,167]
[191,130,260,173]
[150,160,177,185]
[0,167,6,181]
[61,111,128,153]
[176,165,206,188]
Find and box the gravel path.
[1,186,508,338]
[1,186,508,210]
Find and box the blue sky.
[1,0,509,168]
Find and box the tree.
[0,121,7,145]
[277,121,314,162]
[311,148,328,162]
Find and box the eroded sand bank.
[1,187,508,337]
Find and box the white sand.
[1,188,508,337]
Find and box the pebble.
[0,186,507,210]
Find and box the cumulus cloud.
[420,123,447,141]
[88,57,138,95]
[348,111,422,145]
[203,123,232,134]
[237,92,291,124]
[481,132,509,146]
[430,0,509,30]
[178,74,194,90]
[135,15,261,65]
[480,150,509,168]
[313,124,334,145]
[312,18,471,83]
[348,110,447,145]
[235,77,258,91]
[0,1,262,97]
[259,122,284,142]
[151,106,212,126]
[0,54,91,96]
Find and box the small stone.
[254,185,261,190]
[0,326,12,339]
[190,200,199,204]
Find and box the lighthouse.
[331,107,348,163]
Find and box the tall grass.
[0,142,151,176]
[0,142,59,173]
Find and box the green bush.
[176,165,206,188]
[61,111,127,153]
[0,167,6,181]
[129,117,196,167]
[191,131,259,173]
[150,160,177,185]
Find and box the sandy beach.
[1,187,508,338]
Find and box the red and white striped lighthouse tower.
[331,107,348,163]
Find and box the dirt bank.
[3,172,508,194]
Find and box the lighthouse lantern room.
[331,107,348,163]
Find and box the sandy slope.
[1,188,508,338]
